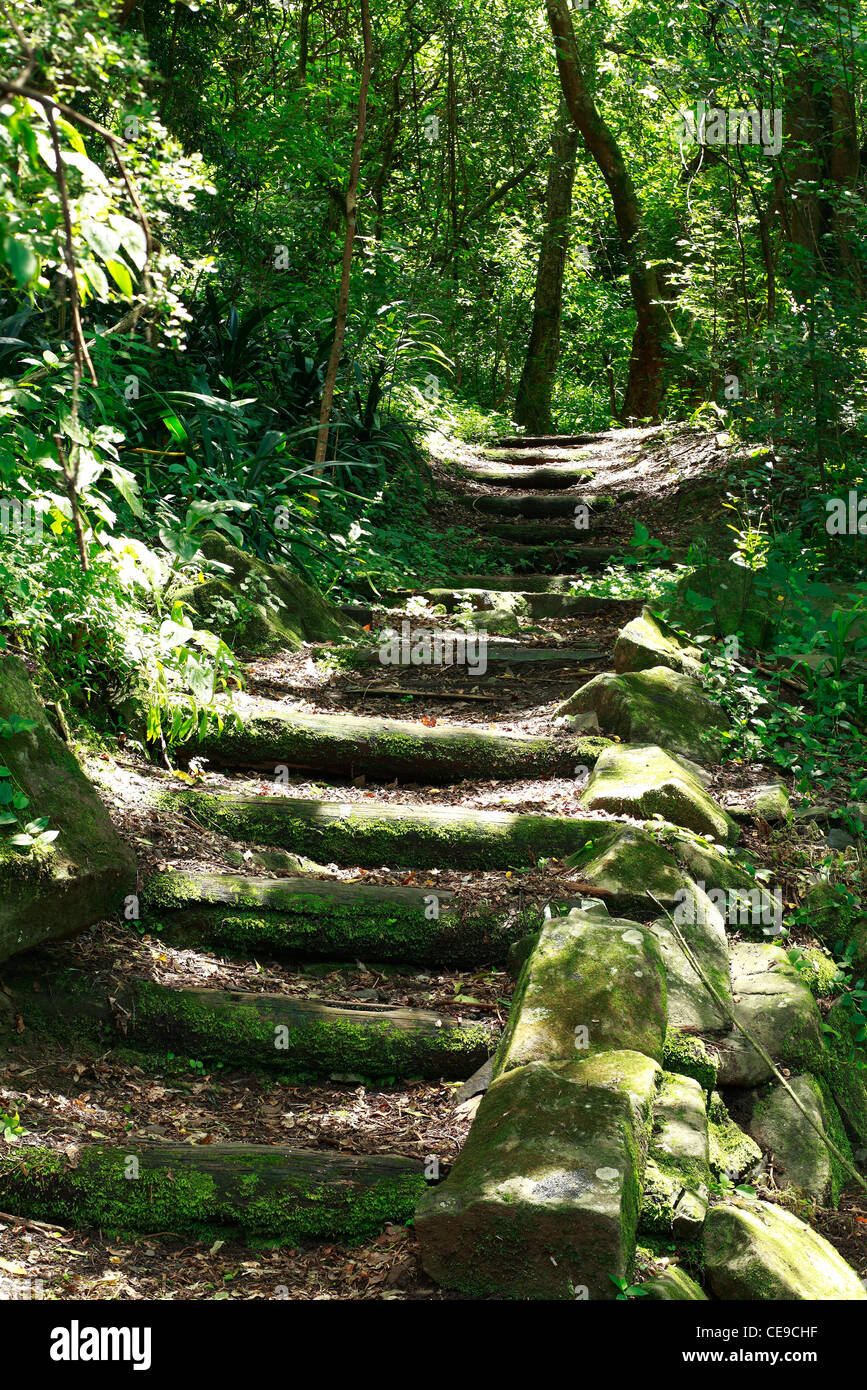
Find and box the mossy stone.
[493,910,667,1076]
[557,666,728,766]
[716,941,823,1086]
[707,1091,762,1182]
[637,1267,708,1300]
[581,744,738,843]
[704,1199,867,1300]
[0,655,136,963]
[640,1073,710,1238]
[172,531,362,655]
[613,607,703,678]
[747,1074,848,1206]
[415,1053,659,1300]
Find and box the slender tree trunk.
[545,0,668,422]
[314,0,373,468]
[514,100,579,434]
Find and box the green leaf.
[3,236,38,287]
[105,258,134,297]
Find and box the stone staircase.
[1,428,865,1299]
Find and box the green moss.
[785,1002,867,1147]
[813,1073,855,1207]
[796,946,839,999]
[707,1091,761,1182]
[663,1029,718,1092]
[140,874,534,967]
[132,982,491,1080]
[160,790,601,871]
[0,1147,426,1244]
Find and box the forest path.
[2,426,861,1301]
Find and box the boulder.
[493,909,667,1075]
[649,892,733,1034]
[557,667,728,765]
[640,1073,710,1238]
[613,607,703,678]
[802,880,867,976]
[747,1074,851,1206]
[565,824,689,917]
[707,1091,762,1182]
[637,1267,708,1300]
[172,531,362,654]
[716,941,823,1086]
[704,1200,867,1300]
[581,744,738,843]
[0,656,136,963]
[724,782,791,824]
[415,1052,659,1299]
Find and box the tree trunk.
[514,101,579,434]
[314,0,373,468]
[545,0,668,422]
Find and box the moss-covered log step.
[495,433,602,449]
[380,587,618,621]
[416,573,600,594]
[141,870,539,965]
[185,702,609,782]
[163,790,601,870]
[0,1144,427,1243]
[458,464,594,489]
[333,640,615,669]
[470,493,596,519]
[488,512,616,543]
[10,971,492,1078]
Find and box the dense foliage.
[0,0,864,740]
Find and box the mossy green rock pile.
[704,1200,867,1300]
[492,909,667,1076]
[416,1052,660,1299]
[0,655,136,963]
[557,666,728,765]
[581,744,738,842]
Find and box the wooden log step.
[495,433,603,449]
[459,464,594,489]
[331,639,613,669]
[184,702,609,782]
[6,968,493,1078]
[376,587,619,621]
[164,790,602,870]
[140,870,540,965]
[0,1143,428,1243]
[487,516,616,544]
[471,493,599,519]
[415,574,591,594]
